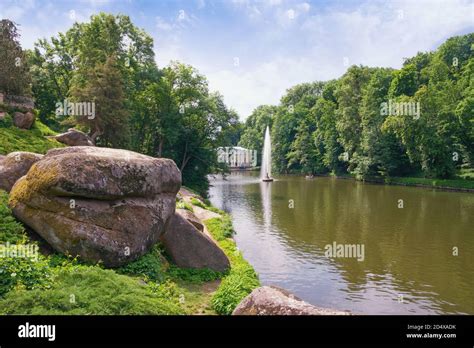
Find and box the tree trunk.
[90,129,102,144]
[180,141,190,172]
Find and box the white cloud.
[205,56,341,118]
[156,17,172,31]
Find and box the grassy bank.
[0,116,64,155]
[326,171,474,191]
[0,189,259,315]
[384,176,474,191]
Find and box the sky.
[1,0,473,119]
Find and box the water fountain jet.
[261,126,273,182]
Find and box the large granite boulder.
[160,213,230,272]
[8,146,181,267]
[232,286,351,315]
[0,152,44,192]
[13,111,35,129]
[50,128,95,146]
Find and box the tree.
[334,66,373,173]
[239,33,473,181]
[239,105,276,165]
[357,68,411,178]
[312,80,345,174]
[273,82,324,173]
[29,13,157,133]
[0,20,31,95]
[70,55,129,147]
[27,34,75,128]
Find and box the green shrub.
[0,113,13,128]
[211,265,260,315]
[0,244,53,297]
[0,191,26,243]
[116,245,167,282]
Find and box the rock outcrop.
[50,128,95,146]
[8,146,181,267]
[160,213,230,272]
[0,152,44,192]
[232,286,350,315]
[176,208,204,232]
[13,111,35,129]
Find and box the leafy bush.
[116,244,167,282]
[0,244,53,297]
[211,265,260,315]
[0,190,26,243]
[0,113,13,128]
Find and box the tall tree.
[0,20,31,96]
[335,66,372,173]
[70,55,129,147]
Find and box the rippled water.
[208,172,474,314]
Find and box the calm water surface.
[208,172,474,314]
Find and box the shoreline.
[224,170,474,193]
[331,175,474,193]
[0,187,261,315]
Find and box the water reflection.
[260,181,272,233]
[209,172,474,314]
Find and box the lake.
[208,172,474,314]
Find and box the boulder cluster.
[1,146,230,270]
[0,145,351,315]
[0,93,36,129]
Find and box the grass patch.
[0,266,184,315]
[0,185,258,315]
[188,196,226,215]
[166,265,224,283]
[190,197,207,209]
[176,200,194,212]
[205,216,234,240]
[0,120,64,155]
